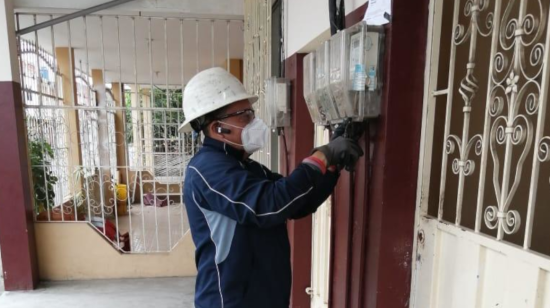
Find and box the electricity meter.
[303,52,324,125]
[315,41,340,122]
[329,22,384,120]
[265,77,291,129]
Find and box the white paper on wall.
[363,0,392,26]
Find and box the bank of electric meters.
[304,22,384,125]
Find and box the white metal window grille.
[16,13,244,253]
[416,0,550,274]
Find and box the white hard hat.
[178,67,258,133]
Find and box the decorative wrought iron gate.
[412,0,550,306]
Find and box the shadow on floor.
[0,277,195,308]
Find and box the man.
[180,67,363,308]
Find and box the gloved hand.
[315,137,364,169]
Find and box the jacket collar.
[203,137,247,161]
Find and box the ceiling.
[14,0,245,19]
[15,0,245,86]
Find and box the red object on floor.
[96,219,131,252]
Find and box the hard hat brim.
[178,94,259,133]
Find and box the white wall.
[284,0,368,58]
[0,0,20,82]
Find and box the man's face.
[209,99,254,150]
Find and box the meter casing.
[265,77,291,129]
[315,41,341,124]
[303,53,324,125]
[329,22,384,120]
[302,22,385,125]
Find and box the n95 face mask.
[219,118,269,154]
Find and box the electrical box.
[303,53,324,125]
[265,77,291,129]
[315,41,341,123]
[329,22,384,120]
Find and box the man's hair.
[190,106,229,137]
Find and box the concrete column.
[111,82,128,185]
[129,85,141,166]
[55,47,82,193]
[128,85,142,203]
[91,69,111,172]
[91,69,114,205]
[0,0,39,291]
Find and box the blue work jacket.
[184,137,339,308]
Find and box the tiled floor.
[116,203,190,252]
[0,277,195,308]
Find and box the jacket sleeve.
[261,165,340,220]
[188,158,324,228]
[290,170,339,220]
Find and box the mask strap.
[223,138,244,149]
[218,121,244,130]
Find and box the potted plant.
[70,167,91,220]
[29,139,58,218]
[66,190,87,221]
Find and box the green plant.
[124,91,134,144]
[70,191,88,216]
[29,139,58,214]
[71,167,90,215]
[152,87,183,139]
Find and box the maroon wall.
[0,81,40,290]
[333,1,430,308]
[283,53,315,308]
[361,0,429,307]
[283,1,430,307]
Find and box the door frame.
[409,0,441,303]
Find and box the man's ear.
[207,122,218,137]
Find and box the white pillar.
[142,90,154,171]
[112,82,128,184]
[129,84,142,166]
[56,47,82,194]
[91,69,111,172]
[0,0,19,83]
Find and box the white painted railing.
[16,12,244,253]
